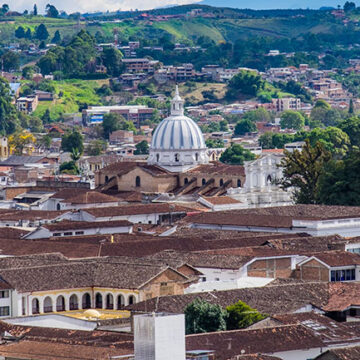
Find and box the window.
[331,269,355,282]
[160,282,168,286]
[184,178,188,185]
[56,204,61,211]
[156,154,160,162]
[0,290,9,298]
[219,179,224,186]
[174,153,180,162]
[0,306,9,316]
[237,179,241,187]
[64,232,73,236]
[195,153,199,161]
[75,231,84,235]
[53,232,61,237]
[135,176,141,187]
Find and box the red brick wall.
[247,258,292,278]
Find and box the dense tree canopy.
[279,139,331,204]
[0,78,19,134]
[280,110,305,130]
[61,130,84,154]
[226,301,267,330]
[220,144,255,165]
[185,299,227,335]
[234,119,257,136]
[226,70,265,99]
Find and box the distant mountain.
[198,0,339,9]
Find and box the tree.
[25,28,32,40]
[279,139,331,204]
[61,130,84,154]
[242,107,272,123]
[102,113,135,139]
[15,26,26,39]
[40,134,52,148]
[344,1,356,11]
[45,3,59,18]
[313,99,331,110]
[87,140,106,156]
[184,299,227,335]
[259,132,274,149]
[134,140,149,155]
[226,70,265,99]
[22,66,35,80]
[101,47,124,76]
[339,116,360,147]
[234,119,257,136]
[219,120,228,132]
[8,130,36,155]
[41,109,51,124]
[280,110,305,130]
[0,78,19,134]
[310,107,341,128]
[1,51,20,72]
[220,144,255,165]
[35,24,49,41]
[318,150,360,206]
[349,99,354,115]
[226,301,267,330]
[33,4,38,15]
[29,116,43,132]
[59,161,78,174]
[52,30,61,44]
[205,138,225,148]
[305,127,350,157]
[0,4,8,15]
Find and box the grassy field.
[179,82,226,103]
[33,79,103,120]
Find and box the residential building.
[16,95,38,114]
[272,97,301,112]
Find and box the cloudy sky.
[13,0,198,13]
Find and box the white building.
[147,86,209,173]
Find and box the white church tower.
[147,86,209,172]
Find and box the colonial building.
[95,86,290,207]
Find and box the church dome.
[151,114,206,151]
[148,86,209,172]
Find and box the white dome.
[151,114,206,151]
[148,86,209,172]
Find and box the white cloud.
[12,0,198,14]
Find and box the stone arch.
[106,293,114,309]
[95,293,103,309]
[32,298,40,314]
[117,294,125,309]
[69,294,78,310]
[266,175,272,184]
[43,296,53,313]
[128,295,136,305]
[56,295,65,312]
[82,293,91,309]
[135,176,141,187]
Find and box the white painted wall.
[272,347,323,360]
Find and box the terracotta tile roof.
[0,258,186,292]
[0,341,133,360]
[227,356,282,360]
[129,282,329,315]
[63,191,120,205]
[306,251,360,267]
[0,227,30,239]
[50,188,92,200]
[187,161,245,176]
[316,346,360,359]
[272,312,360,346]
[42,219,132,231]
[141,250,252,269]
[201,196,242,205]
[186,325,324,360]
[184,205,360,228]
[0,210,66,222]
[323,282,360,312]
[100,161,170,177]
[83,203,191,218]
